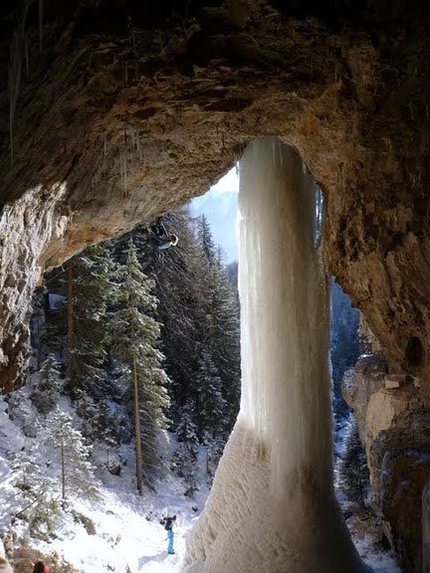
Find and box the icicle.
[120,153,128,198]
[24,37,29,78]
[8,0,31,167]
[238,137,332,490]
[38,0,43,52]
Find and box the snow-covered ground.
[0,395,402,573]
[51,472,205,573]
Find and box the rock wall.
[0,3,430,570]
[0,183,70,392]
[343,354,430,572]
[0,0,430,394]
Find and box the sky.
[190,167,239,263]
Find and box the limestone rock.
[0,1,430,394]
[344,354,430,571]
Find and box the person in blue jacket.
[161,514,177,554]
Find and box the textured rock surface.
[1,0,430,393]
[1,3,430,570]
[343,354,430,571]
[0,183,70,392]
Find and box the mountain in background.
[190,169,239,263]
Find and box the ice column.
[182,138,371,573]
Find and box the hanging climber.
[149,216,178,250]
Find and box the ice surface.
[183,138,372,572]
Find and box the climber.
[160,514,177,554]
[149,216,178,250]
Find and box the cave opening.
[13,140,370,572]
[0,0,429,569]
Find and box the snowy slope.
[0,393,402,573]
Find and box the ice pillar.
[182,138,370,573]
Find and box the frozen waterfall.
[182,138,371,573]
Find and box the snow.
[0,398,209,572]
[0,391,401,573]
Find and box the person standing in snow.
[0,557,12,573]
[161,514,177,554]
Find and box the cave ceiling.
[1,0,430,392]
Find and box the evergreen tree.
[196,214,217,266]
[110,238,170,492]
[45,408,98,501]
[336,413,370,505]
[330,279,360,422]
[30,355,62,415]
[174,406,199,497]
[225,261,239,307]
[134,209,206,420]
[65,244,113,400]
[195,351,226,442]
[32,278,67,366]
[195,217,241,433]
[209,250,241,429]
[11,449,60,539]
[118,211,240,461]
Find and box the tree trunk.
[132,307,143,495]
[66,262,75,382]
[61,439,66,500]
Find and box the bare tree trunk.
[61,439,66,500]
[67,262,75,382]
[36,313,42,371]
[132,307,143,495]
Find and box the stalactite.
[8,1,31,167]
[38,0,43,52]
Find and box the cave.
[1,1,430,571]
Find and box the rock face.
[0,0,430,394]
[0,1,430,569]
[343,354,430,572]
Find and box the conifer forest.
[29,207,241,497]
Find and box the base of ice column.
[182,421,372,573]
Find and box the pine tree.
[122,211,240,461]
[335,413,370,505]
[136,208,207,420]
[110,238,170,492]
[197,214,217,266]
[65,244,113,400]
[11,449,60,538]
[195,217,241,433]
[174,406,199,497]
[330,279,360,422]
[45,408,98,501]
[209,250,241,429]
[33,276,67,364]
[195,351,226,442]
[30,355,62,415]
